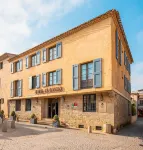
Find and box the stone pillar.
[11,120,15,129]
[2,120,7,132]
[88,126,92,133]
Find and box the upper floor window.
[16,100,21,111]
[31,54,37,67]
[15,61,20,72]
[124,51,131,75]
[10,80,22,97]
[49,69,62,86]
[11,60,23,73]
[124,75,131,93]
[0,62,3,70]
[49,46,56,61]
[140,100,143,105]
[73,58,102,90]
[83,94,96,112]
[29,75,40,89]
[49,42,62,61]
[81,62,93,89]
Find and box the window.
[31,54,37,67]
[32,76,37,89]
[16,100,21,111]
[81,62,93,89]
[140,100,143,105]
[83,94,96,112]
[15,61,20,72]
[25,99,31,111]
[0,62,3,70]
[16,80,19,96]
[49,71,56,85]
[49,46,56,61]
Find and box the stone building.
[0,9,133,131]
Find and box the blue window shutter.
[19,80,22,97]
[119,40,122,65]
[10,81,14,97]
[42,48,47,63]
[124,75,126,90]
[115,30,118,60]
[93,58,102,88]
[42,73,47,87]
[56,69,62,84]
[29,76,32,89]
[36,51,41,65]
[56,42,62,58]
[72,64,79,90]
[36,75,40,88]
[25,56,29,69]
[129,63,131,75]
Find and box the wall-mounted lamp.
[100,94,103,101]
[61,96,65,103]
[36,98,38,104]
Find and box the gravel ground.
[0,118,143,150]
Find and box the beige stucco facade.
[0,10,133,131]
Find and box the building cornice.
[8,9,134,63]
[0,53,16,62]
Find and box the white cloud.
[0,0,87,54]
[137,30,143,45]
[131,62,143,91]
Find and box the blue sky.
[0,0,143,91]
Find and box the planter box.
[30,118,37,124]
[10,116,16,121]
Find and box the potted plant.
[10,111,16,121]
[30,114,37,124]
[52,115,60,127]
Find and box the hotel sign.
[35,87,64,95]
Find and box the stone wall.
[59,93,115,129]
[114,92,131,129]
[9,99,42,120]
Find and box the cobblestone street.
[0,118,143,150]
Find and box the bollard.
[11,120,15,129]
[0,118,2,124]
[2,119,7,132]
[88,126,92,134]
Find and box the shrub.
[11,111,16,116]
[53,115,59,121]
[1,110,4,114]
[132,104,136,116]
[30,114,37,119]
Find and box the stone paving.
[0,118,143,150]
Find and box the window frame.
[31,54,37,67]
[49,46,56,61]
[80,62,93,89]
[0,62,3,70]
[15,61,20,72]
[83,94,96,112]
[32,76,37,89]
[49,71,57,86]
[15,100,21,111]
[25,99,31,111]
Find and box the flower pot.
[10,116,16,121]
[30,118,37,124]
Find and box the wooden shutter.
[115,30,118,60]
[93,58,102,88]
[19,59,23,71]
[42,73,46,87]
[129,63,131,75]
[36,51,41,65]
[56,69,62,84]
[18,80,22,96]
[42,48,47,63]
[72,64,79,90]
[36,75,40,88]
[29,76,32,89]
[11,63,14,73]
[25,56,29,69]
[10,81,14,97]
[119,40,122,65]
[56,42,62,58]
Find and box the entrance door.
[48,99,58,118]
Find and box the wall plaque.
[99,102,107,113]
[35,87,64,95]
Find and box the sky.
[0,0,143,91]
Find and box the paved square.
[0,119,143,150]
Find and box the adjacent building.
[0,9,133,131]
